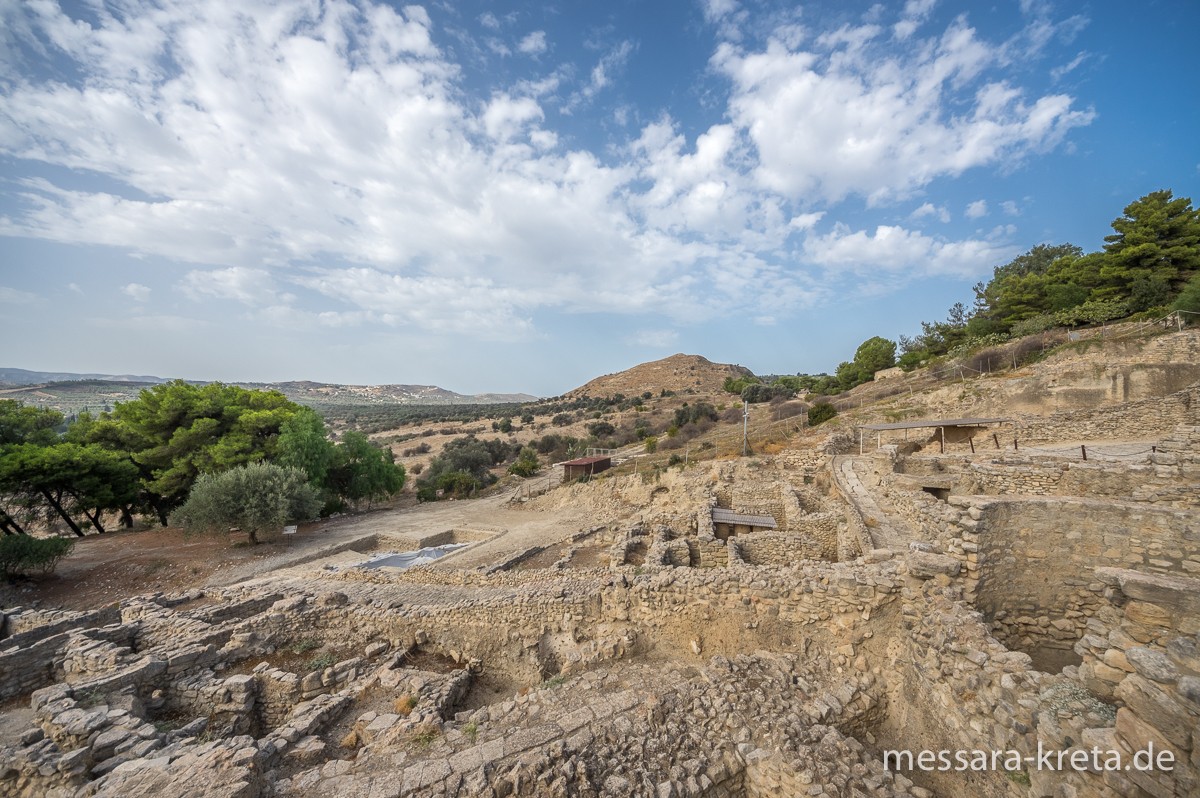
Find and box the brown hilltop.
[566,353,753,398]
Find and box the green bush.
[586,421,616,438]
[0,535,75,579]
[507,447,540,477]
[897,350,927,371]
[722,376,759,395]
[1053,298,1128,327]
[1009,314,1057,338]
[171,462,321,544]
[807,402,838,427]
[740,383,792,403]
[1172,273,1200,314]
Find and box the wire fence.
[1019,443,1166,462]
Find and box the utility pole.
[742,400,750,456]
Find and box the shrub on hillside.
[1009,314,1057,338]
[586,421,616,438]
[740,383,793,403]
[1053,298,1128,327]
[0,535,75,579]
[508,447,539,477]
[808,402,838,427]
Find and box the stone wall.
[0,608,126,701]
[1,606,120,642]
[1017,382,1199,443]
[788,512,840,560]
[887,583,1119,798]
[730,531,826,566]
[916,495,1198,669]
[1073,568,1200,797]
[898,450,1200,510]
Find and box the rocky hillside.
[567,354,752,398]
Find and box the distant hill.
[567,353,753,398]
[0,367,170,385]
[237,381,536,406]
[0,368,537,415]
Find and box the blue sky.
[1,0,1197,396]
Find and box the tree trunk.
[150,497,170,527]
[121,506,135,529]
[41,489,85,537]
[82,507,106,534]
[0,508,26,535]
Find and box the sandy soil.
[0,484,595,611]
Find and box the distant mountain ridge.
[0,367,169,385]
[0,368,537,410]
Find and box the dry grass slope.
[566,353,753,398]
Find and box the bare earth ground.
[0,484,592,611]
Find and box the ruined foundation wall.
[1073,568,1200,798]
[888,585,1118,798]
[958,497,1195,664]
[1016,382,1199,443]
[0,607,127,700]
[730,531,826,566]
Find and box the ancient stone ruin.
[2,383,1198,796]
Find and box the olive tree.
[172,462,320,544]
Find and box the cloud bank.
[0,0,1093,339]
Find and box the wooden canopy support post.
[940,426,945,454]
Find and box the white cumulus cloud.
[0,0,1093,336]
[122,282,151,301]
[518,31,546,55]
[711,15,1093,204]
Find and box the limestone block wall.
[1017,381,1199,443]
[58,627,139,685]
[952,456,1200,510]
[730,531,826,567]
[789,513,840,560]
[183,593,284,625]
[1073,568,1200,797]
[889,586,1119,798]
[693,536,729,567]
[166,672,258,736]
[879,481,961,548]
[611,558,903,636]
[0,606,120,642]
[945,497,1199,662]
[0,632,73,700]
[650,538,693,567]
[0,609,127,696]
